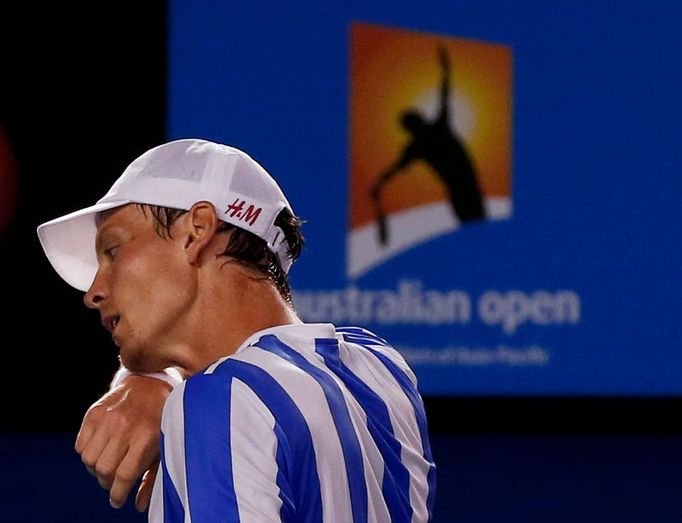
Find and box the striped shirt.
[149,323,436,522]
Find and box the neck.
[173,265,302,376]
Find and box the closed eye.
[103,244,119,259]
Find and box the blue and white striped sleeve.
[149,370,285,523]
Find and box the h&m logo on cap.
[225,198,262,226]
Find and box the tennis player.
[38,138,436,522]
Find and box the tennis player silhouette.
[371,46,486,245]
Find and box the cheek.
[116,251,195,359]
[117,247,192,309]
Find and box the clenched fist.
[75,374,174,511]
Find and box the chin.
[119,348,163,374]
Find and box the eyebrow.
[95,224,119,254]
[94,230,109,254]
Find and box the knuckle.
[97,475,112,490]
[115,467,137,485]
[95,462,115,482]
[80,451,96,469]
[84,404,105,421]
[116,416,132,432]
[138,427,158,444]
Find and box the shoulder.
[161,358,279,434]
[335,325,418,386]
[165,344,313,416]
[335,325,402,362]
[179,353,292,403]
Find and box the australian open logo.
[296,24,580,365]
[348,23,513,278]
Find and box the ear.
[182,201,221,264]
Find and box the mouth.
[102,315,121,334]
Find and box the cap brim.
[37,200,131,292]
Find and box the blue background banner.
[168,1,682,395]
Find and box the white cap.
[37,138,295,292]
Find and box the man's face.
[84,204,194,372]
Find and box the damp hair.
[137,204,305,304]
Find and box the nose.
[83,269,107,309]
